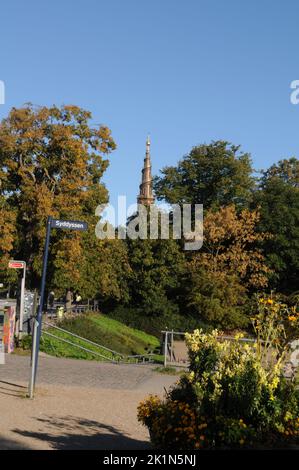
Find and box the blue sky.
[0,0,299,213]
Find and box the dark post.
[28,216,87,398]
[32,216,52,386]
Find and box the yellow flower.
[239,439,245,445]
[288,315,297,322]
[234,332,244,340]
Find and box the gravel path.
[0,354,178,450]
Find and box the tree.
[0,196,16,280]
[154,141,255,210]
[252,158,299,293]
[126,237,186,317]
[56,235,131,303]
[186,205,270,328]
[0,104,116,291]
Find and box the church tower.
[137,136,155,206]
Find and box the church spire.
[137,136,155,206]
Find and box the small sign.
[50,219,88,231]
[8,260,26,269]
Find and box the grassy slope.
[40,313,162,361]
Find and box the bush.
[138,325,299,449]
[108,305,210,338]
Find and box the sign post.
[8,260,26,338]
[29,216,88,398]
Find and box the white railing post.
[164,331,168,368]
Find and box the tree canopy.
[154,141,254,210]
[0,104,130,299]
[0,105,298,332]
[252,158,299,293]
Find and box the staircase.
[41,321,156,364]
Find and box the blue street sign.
[50,219,88,231]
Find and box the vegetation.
[153,141,254,210]
[0,105,298,332]
[185,205,270,328]
[0,104,129,303]
[153,366,183,375]
[252,158,299,293]
[1,104,298,449]
[138,299,299,449]
[39,313,161,360]
[107,305,209,338]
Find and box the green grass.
[153,366,183,375]
[40,313,162,362]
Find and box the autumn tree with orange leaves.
[0,104,130,299]
[0,196,16,280]
[186,205,271,328]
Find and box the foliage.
[126,237,186,317]
[186,269,249,329]
[138,308,299,449]
[253,295,299,349]
[0,104,117,295]
[108,305,209,338]
[153,366,182,375]
[185,206,271,329]
[40,329,121,361]
[0,196,17,281]
[1,103,298,333]
[53,237,130,301]
[40,313,160,359]
[252,158,299,293]
[154,141,254,210]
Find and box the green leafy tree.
[154,141,255,210]
[252,158,299,293]
[126,237,186,317]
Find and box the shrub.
[138,306,299,449]
[108,305,209,338]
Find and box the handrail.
[42,331,118,362]
[43,321,125,358]
[161,330,258,343]
[42,321,156,362]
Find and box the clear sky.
[1,0,299,213]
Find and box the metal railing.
[45,300,99,317]
[41,321,156,364]
[42,321,122,362]
[161,330,257,368]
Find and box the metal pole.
[18,263,26,338]
[32,216,52,388]
[164,331,168,368]
[171,329,174,363]
[28,319,38,399]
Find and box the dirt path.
[0,354,178,450]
